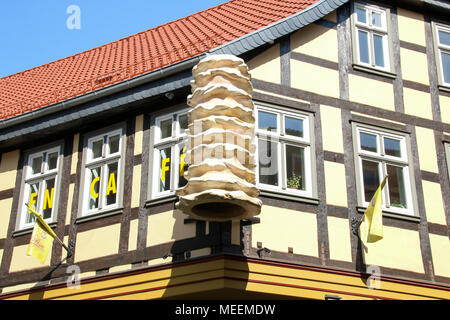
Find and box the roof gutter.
[0,54,206,130]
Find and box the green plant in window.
[287,173,302,190]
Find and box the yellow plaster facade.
[327,216,352,262]
[348,74,395,111]
[397,8,426,46]
[252,205,318,257]
[400,48,430,86]
[291,60,340,98]
[324,161,348,207]
[65,184,75,226]
[0,198,13,239]
[439,95,450,124]
[146,210,196,247]
[70,134,79,176]
[247,43,281,84]
[291,23,339,63]
[134,114,144,156]
[321,105,344,153]
[415,126,439,173]
[74,223,121,262]
[9,243,51,272]
[403,87,433,120]
[363,227,424,274]
[0,150,20,191]
[429,234,450,278]
[422,180,447,225]
[128,219,139,252]
[131,164,141,208]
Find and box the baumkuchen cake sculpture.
[175,54,262,221]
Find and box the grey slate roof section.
[0,0,350,145]
[210,0,348,56]
[0,71,193,145]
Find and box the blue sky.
[0,0,227,78]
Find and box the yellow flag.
[359,176,387,243]
[26,204,56,264]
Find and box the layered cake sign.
[176,54,262,221]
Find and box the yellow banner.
[27,220,55,264]
[25,203,56,264]
[360,176,387,243]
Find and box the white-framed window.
[255,104,314,198]
[353,124,415,215]
[80,126,125,217]
[17,145,62,230]
[445,142,450,183]
[433,23,450,87]
[150,108,189,199]
[352,2,391,72]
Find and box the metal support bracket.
[351,216,363,236]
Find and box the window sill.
[438,84,450,94]
[259,189,319,205]
[145,194,178,208]
[356,206,420,223]
[13,221,58,237]
[352,64,397,80]
[76,207,123,224]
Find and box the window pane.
[159,147,171,192]
[92,139,103,159]
[371,11,382,28]
[179,114,188,132]
[88,167,101,210]
[384,137,401,157]
[285,117,303,138]
[42,178,55,219]
[26,183,40,224]
[441,51,450,84]
[358,30,370,64]
[258,139,278,186]
[47,152,58,171]
[108,134,120,155]
[387,165,407,209]
[105,162,118,206]
[373,34,385,67]
[258,111,277,132]
[160,119,172,139]
[438,30,450,46]
[360,132,377,153]
[31,156,43,175]
[362,160,380,202]
[178,144,188,188]
[286,145,305,191]
[356,7,367,24]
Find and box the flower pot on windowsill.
[287,174,302,190]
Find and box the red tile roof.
[0,0,319,121]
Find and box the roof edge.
[0,0,348,134]
[0,54,205,130]
[209,0,349,56]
